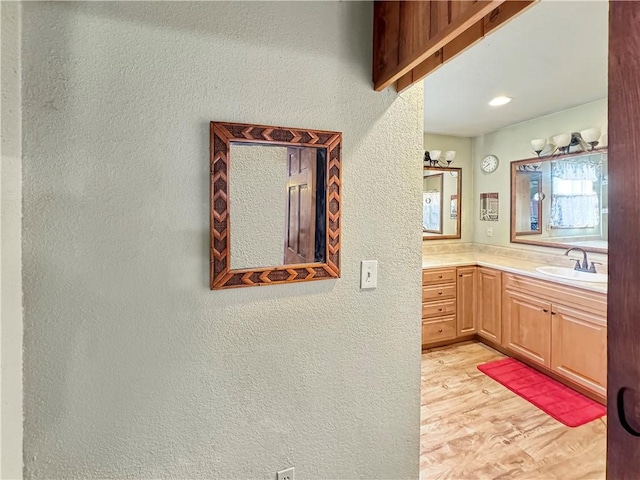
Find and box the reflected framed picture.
[450,194,457,220]
[480,192,499,221]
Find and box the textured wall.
[472,98,608,250]
[21,2,424,479]
[1,2,24,478]
[229,145,288,270]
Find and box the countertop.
[422,252,607,294]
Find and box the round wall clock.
[481,154,499,173]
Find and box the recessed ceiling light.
[488,96,512,107]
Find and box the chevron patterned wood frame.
[210,121,342,289]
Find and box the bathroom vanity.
[422,255,607,403]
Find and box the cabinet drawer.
[422,299,456,319]
[503,273,606,317]
[422,268,456,285]
[422,284,457,301]
[422,317,456,343]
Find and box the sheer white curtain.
[549,160,600,228]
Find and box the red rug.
[477,357,606,427]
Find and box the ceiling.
[422,0,609,137]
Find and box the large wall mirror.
[511,150,608,253]
[210,122,341,289]
[423,167,461,240]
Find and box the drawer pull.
[551,311,557,315]
[438,274,443,278]
[438,308,443,312]
[543,308,549,313]
[438,329,443,333]
[438,291,443,295]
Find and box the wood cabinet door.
[551,305,607,397]
[456,266,477,336]
[477,267,502,344]
[503,290,551,368]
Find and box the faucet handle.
[589,261,602,273]
[571,259,581,271]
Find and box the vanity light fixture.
[424,149,456,167]
[552,133,572,155]
[488,96,512,107]
[532,127,602,158]
[531,138,547,157]
[581,128,602,151]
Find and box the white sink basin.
[535,266,608,284]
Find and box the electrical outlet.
[486,227,493,237]
[360,260,378,289]
[277,467,294,480]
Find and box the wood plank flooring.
[420,341,606,479]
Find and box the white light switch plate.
[361,260,378,289]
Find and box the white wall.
[21,2,424,479]
[473,98,608,250]
[1,3,24,479]
[423,133,473,243]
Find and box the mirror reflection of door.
[514,170,543,235]
[285,147,316,264]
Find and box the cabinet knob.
[438,329,443,333]
[543,308,549,313]
[551,311,557,315]
[438,275,443,279]
[459,274,463,277]
[438,291,443,295]
[438,308,443,312]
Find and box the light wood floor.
[420,341,606,480]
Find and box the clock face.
[482,155,499,173]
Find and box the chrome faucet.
[564,247,600,273]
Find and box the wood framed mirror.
[423,166,462,240]
[510,149,608,253]
[210,121,342,289]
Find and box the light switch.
[361,260,378,289]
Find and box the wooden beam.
[372,2,400,88]
[398,1,431,63]
[374,0,502,92]
[395,0,537,93]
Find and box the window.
[549,160,600,228]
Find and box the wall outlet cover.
[277,467,294,480]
